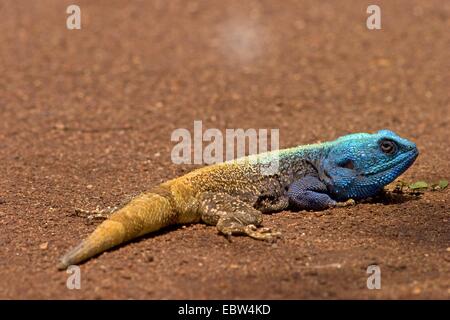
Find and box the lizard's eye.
[379,139,397,155]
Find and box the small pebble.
[54,123,66,130]
[39,242,48,250]
[412,287,421,295]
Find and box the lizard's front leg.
[288,175,354,211]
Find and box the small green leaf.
[438,180,448,189]
[409,181,428,190]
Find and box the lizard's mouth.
[364,148,419,178]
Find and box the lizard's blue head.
[319,130,419,200]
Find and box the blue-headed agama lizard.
[59,130,418,269]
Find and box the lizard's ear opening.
[338,159,354,170]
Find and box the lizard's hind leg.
[199,192,281,241]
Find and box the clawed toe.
[258,227,272,233]
[244,225,282,241]
[335,199,356,208]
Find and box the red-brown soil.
[0,0,448,299]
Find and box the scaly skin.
[58,130,418,269]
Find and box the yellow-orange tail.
[58,189,177,270]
